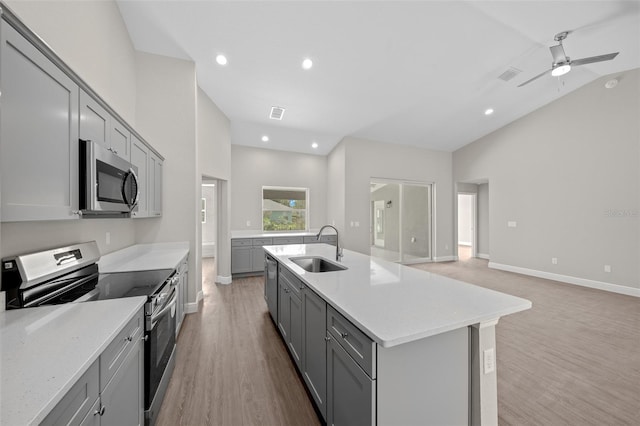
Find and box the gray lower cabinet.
[0,20,80,222]
[41,360,99,426]
[326,335,375,426]
[231,238,272,275]
[277,266,303,370]
[99,335,144,426]
[41,309,144,426]
[302,287,327,420]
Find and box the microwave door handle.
[123,168,140,209]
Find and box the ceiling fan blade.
[571,52,619,66]
[517,69,552,87]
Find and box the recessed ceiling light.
[302,58,313,70]
[605,78,618,89]
[261,135,269,142]
[484,108,494,116]
[215,54,228,66]
[311,142,319,149]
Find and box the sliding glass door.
[370,179,432,264]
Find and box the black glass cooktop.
[43,269,174,305]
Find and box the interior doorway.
[370,179,433,264]
[457,193,476,260]
[201,179,217,258]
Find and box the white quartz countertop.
[0,297,146,425]
[99,242,189,273]
[264,244,532,348]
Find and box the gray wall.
[329,137,453,258]
[230,145,327,231]
[453,69,640,289]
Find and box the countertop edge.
[265,244,532,348]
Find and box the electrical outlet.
[484,348,495,374]
[552,257,558,265]
[507,221,517,228]
[445,244,449,250]
[354,221,360,227]
[604,265,611,273]
[246,220,251,227]
[350,221,354,227]
[106,232,111,245]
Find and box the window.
[262,187,308,231]
[201,198,206,223]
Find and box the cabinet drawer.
[252,237,272,246]
[100,310,144,391]
[231,238,252,247]
[327,306,376,378]
[303,236,319,243]
[320,235,338,245]
[272,236,304,244]
[41,359,99,426]
[279,265,304,299]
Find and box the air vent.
[270,106,285,120]
[498,67,522,82]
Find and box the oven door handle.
[150,288,178,328]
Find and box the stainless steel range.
[1,241,177,426]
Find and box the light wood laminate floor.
[158,254,639,425]
[156,258,320,426]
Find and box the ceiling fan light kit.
[518,30,619,87]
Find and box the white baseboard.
[202,243,216,258]
[433,255,457,262]
[488,262,640,297]
[216,275,232,285]
[185,290,205,314]
[477,253,490,260]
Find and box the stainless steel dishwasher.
[264,254,278,322]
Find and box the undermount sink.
[289,256,348,273]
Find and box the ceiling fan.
[518,31,619,87]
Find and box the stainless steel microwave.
[79,139,139,216]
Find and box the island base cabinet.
[326,335,376,426]
[376,326,469,425]
[302,287,327,420]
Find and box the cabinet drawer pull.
[324,336,331,342]
[340,332,348,339]
[94,406,106,416]
[284,287,290,293]
[125,335,133,342]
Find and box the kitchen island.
[264,243,532,425]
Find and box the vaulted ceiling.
[117,1,640,155]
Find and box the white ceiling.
[117,1,640,156]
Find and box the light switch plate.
[507,221,517,228]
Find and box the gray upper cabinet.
[149,151,163,217]
[0,21,80,222]
[110,119,131,162]
[130,135,149,218]
[79,90,131,161]
[79,90,109,148]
